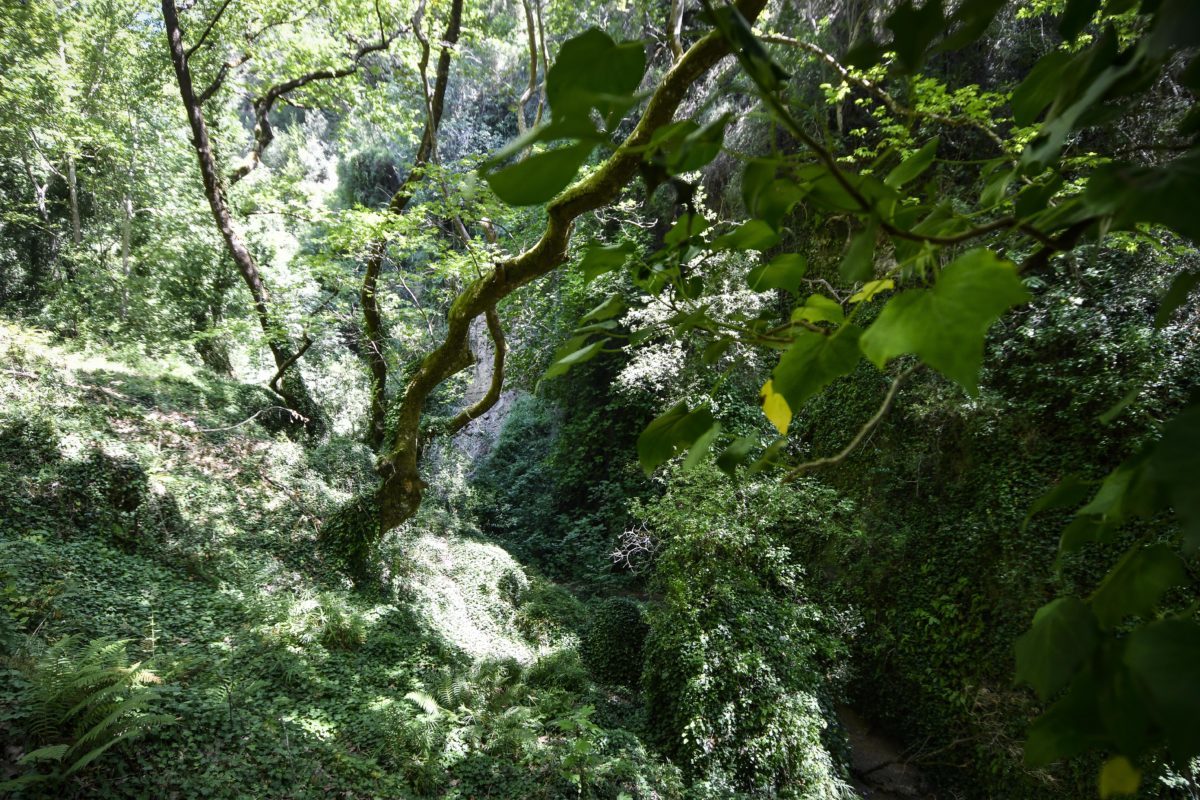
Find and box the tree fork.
[361,0,463,451]
[374,0,769,533]
[162,0,325,436]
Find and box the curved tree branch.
[227,28,402,186]
[361,0,463,452]
[445,306,506,435]
[375,0,770,533]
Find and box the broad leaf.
[885,138,939,188]
[748,253,807,293]
[1147,403,1200,549]
[793,294,845,326]
[840,222,878,284]
[711,219,781,252]
[546,28,645,127]
[543,338,607,379]
[484,142,595,206]
[1124,619,1200,763]
[849,279,894,304]
[1015,597,1100,701]
[859,249,1030,394]
[637,403,716,475]
[772,327,863,413]
[578,241,635,283]
[1089,544,1186,629]
[1098,756,1141,799]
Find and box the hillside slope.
[0,323,674,799]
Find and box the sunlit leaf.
[759,380,792,435]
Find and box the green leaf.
[637,403,716,475]
[711,219,781,252]
[1025,474,1095,530]
[1098,756,1141,798]
[839,222,878,284]
[1084,152,1200,246]
[859,249,1030,393]
[747,254,808,293]
[716,436,757,475]
[1060,0,1101,41]
[772,327,863,413]
[1024,664,1105,766]
[1147,404,1200,549]
[682,422,722,470]
[885,138,939,188]
[1089,544,1187,629]
[1015,597,1100,701]
[667,114,732,174]
[1154,271,1200,328]
[543,338,608,380]
[578,241,635,284]
[18,744,68,764]
[793,294,845,326]
[580,294,625,323]
[664,213,708,247]
[885,0,945,72]
[546,28,646,126]
[1124,619,1200,763]
[483,142,595,206]
[849,279,894,304]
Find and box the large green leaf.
[483,142,595,206]
[885,138,939,188]
[1083,151,1200,246]
[747,253,807,293]
[637,403,717,475]
[1089,545,1187,629]
[1147,404,1200,549]
[885,0,945,72]
[545,28,645,127]
[1124,619,1200,763]
[578,241,635,284]
[711,219,780,252]
[1016,597,1101,701]
[859,249,1030,393]
[772,327,862,413]
[839,222,878,283]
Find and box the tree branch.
[227,27,402,185]
[184,0,233,61]
[782,365,919,482]
[375,0,770,533]
[445,306,506,435]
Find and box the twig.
[783,364,919,482]
[195,406,307,433]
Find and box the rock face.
[452,314,516,462]
[839,706,928,799]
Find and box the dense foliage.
[2,0,1198,797]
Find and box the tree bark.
[360,0,463,451]
[374,0,769,533]
[161,0,324,435]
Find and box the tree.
[160,0,403,434]
[355,0,1198,787]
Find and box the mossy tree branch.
[374,0,769,533]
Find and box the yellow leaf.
[1099,756,1141,798]
[849,279,895,303]
[759,380,792,435]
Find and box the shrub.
[579,597,648,689]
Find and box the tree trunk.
[360,0,463,452]
[161,0,324,436]
[374,0,769,534]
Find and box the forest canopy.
[1,0,1198,797]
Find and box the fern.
[0,635,174,790]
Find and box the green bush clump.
[637,466,855,799]
[0,415,59,470]
[318,492,381,588]
[579,597,647,689]
[0,635,173,794]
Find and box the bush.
[637,466,855,799]
[579,597,648,689]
